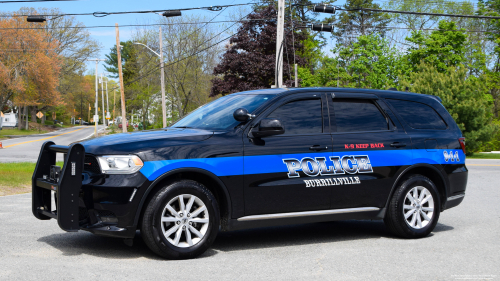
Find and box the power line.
[0,3,253,18]
[0,0,76,3]
[161,4,230,51]
[338,7,500,20]
[0,19,272,30]
[108,32,238,92]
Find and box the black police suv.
[32,88,467,259]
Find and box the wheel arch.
[134,168,232,230]
[385,164,449,211]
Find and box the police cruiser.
[32,88,467,259]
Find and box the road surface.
[0,126,103,162]
[0,160,498,280]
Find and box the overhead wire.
[108,32,238,93]
[0,19,271,30]
[108,6,262,91]
[161,3,231,52]
[0,0,76,2]
[339,7,500,19]
[0,3,253,17]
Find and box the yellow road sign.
[36,111,44,119]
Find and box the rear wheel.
[384,175,441,238]
[141,180,220,259]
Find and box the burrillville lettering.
[304,176,361,187]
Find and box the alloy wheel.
[403,186,435,229]
[160,194,210,248]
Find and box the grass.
[0,161,63,196]
[0,128,49,139]
[467,153,500,159]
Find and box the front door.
[243,93,333,216]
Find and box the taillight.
[458,137,466,154]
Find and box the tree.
[0,14,63,124]
[405,20,486,75]
[104,41,140,83]
[327,0,391,45]
[299,34,408,89]
[211,5,307,96]
[402,63,498,154]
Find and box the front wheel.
[384,175,441,238]
[141,180,220,259]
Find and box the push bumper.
[32,141,137,238]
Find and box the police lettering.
[283,155,373,178]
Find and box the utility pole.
[116,23,127,133]
[80,93,83,126]
[100,73,105,127]
[159,26,167,128]
[113,89,116,121]
[105,78,109,124]
[88,58,105,137]
[274,0,285,88]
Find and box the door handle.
[390,142,407,148]
[309,145,329,151]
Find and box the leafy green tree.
[299,34,408,89]
[401,63,498,154]
[405,20,486,75]
[406,21,467,73]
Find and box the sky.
[1,0,261,75]
[1,0,480,77]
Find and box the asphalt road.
[0,160,498,280]
[0,126,103,162]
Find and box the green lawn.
[0,128,49,139]
[467,153,500,159]
[0,162,63,196]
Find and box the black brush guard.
[32,141,85,232]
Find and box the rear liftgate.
[32,141,84,232]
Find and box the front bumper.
[32,141,149,239]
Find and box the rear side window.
[267,99,322,135]
[387,99,447,130]
[332,99,388,132]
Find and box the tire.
[384,175,441,238]
[141,180,220,259]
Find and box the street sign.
[36,111,44,119]
[106,112,111,119]
[94,114,99,123]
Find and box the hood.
[80,128,214,155]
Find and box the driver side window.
[267,98,323,135]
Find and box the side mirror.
[252,118,285,138]
[233,108,250,122]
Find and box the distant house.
[0,111,18,128]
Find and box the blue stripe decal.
[139,149,465,181]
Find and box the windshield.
[173,94,275,130]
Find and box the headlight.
[97,155,144,174]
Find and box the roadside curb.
[0,127,80,140]
[0,192,31,198]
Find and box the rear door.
[328,93,412,209]
[243,93,333,216]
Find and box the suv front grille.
[84,156,101,174]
